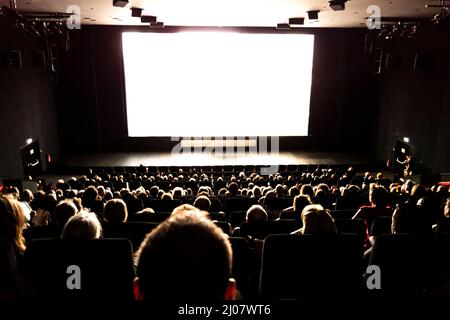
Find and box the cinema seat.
[335,218,366,247]
[229,237,255,298]
[0,240,19,299]
[144,199,182,212]
[224,197,257,214]
[260,234,363,300]
[369,216,392,237]
[368,234,450,298]
[102,222,159,251]
[214,221,232,235]
[25,239,135,300]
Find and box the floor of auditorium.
[60,151,376,167]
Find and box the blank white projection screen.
[122,32,314,137]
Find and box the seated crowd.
[1,165,450,300]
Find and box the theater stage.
[59,151,376,168]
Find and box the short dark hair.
[135,207,232,300]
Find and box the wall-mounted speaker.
[2,50,22,68]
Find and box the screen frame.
[118,25,316,139]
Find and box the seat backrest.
[0,240,19,299]
[24,225,60,242]
[368,233,450,296]
[229,211,247,229]
[209,212,226,221]
[264,198,294,211]
[144,199,182,212]
[229,237,254,298]
[370,216,392,237]
[335,218,366,247]
[128,212,171,223]
[260,234,363,299]
[102,222,158,251]
[266,219,299,234]
[224,197,257,214]
[25,238,135,300]
[239,222,269,240]
[214,221,232,235]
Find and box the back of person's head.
[410,184,426,200]
[21,189,34,203]
[4,187,20,200]
[252,186,262,198]
[246,205,268,223]
[293,195,311,214]
[0,196,26,253]
[275,184,284,197]
[54,200,78,227]
[193,195,211,212]
[370,185,389,207]
[83,186,98,204]
[161,192,173,200]
[289,186,300,198]
[391,203,429,234]
[61,211,102,240]
[301,204,337,235]
[300,184,314,197]
[172,187,184,198]
[104,199,128,223]
[198,186,211,197]
[227,182,239,197]
[134,205,235,300]
[445,198,450,218]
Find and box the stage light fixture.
[131,7,143,17]
[307,10,320,20]
[276,23,290,29]
[113,0,129,8]
[141,15,157,23]
[403,137,410,143]
[329,0,347,11]
[289,17,305,26]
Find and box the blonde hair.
[301,204,337,235]
[0,196,26,253]
[61,210,102,240]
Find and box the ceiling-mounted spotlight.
[141,15,157,23]
[131,7,143,17]
[289,17,305,26]
[276,23,290,29]
[113,0,129,7]
[329,0,347,11]
[307,10,320,21]
[150,21,164,28]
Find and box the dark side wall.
[0,18,60,179]
[373,21,450,174]
[56,26,377,155]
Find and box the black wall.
[373,22,450,174]
[0,18,60,179]
[56,26,377,155]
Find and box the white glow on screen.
[122,31,314,137]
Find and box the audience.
[2,165,449,300]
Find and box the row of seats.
[5,233,450,300]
